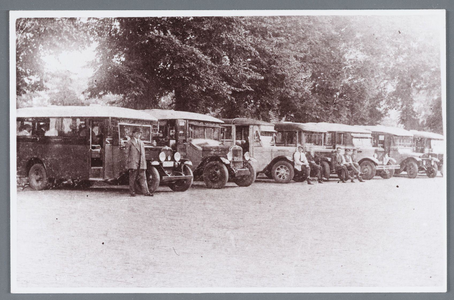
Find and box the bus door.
[89,119,105,179]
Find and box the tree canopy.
[15,15,444,133]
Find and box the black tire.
[271,160,294,183]
[168,164,194,192]
[426,166,438,178]
[360,160,377,180]
[406,160,419,178]
[147,166,160,193]
[28,163,48,190]
[321,161,330,180]
[380,163,395,179]
[233,162,256,187]
[203,161,229,189]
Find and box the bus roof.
[361,125,413,137]
[410,130,444,140]
[17,105,158,122]
[275,122,327,133]
[144,109,223,124]
[304,122,371,134]
[222,118,274,126]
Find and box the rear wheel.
[360,160,376,180]
[406,160,418,178]
[271,161,294,183]
[426,166,437,178]
[203,161,229,189]
[169,164,193,191]
[28,163,48,190]
[233,162,256,187]
[147,166,160,193]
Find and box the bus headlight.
[159,152,166,162]
[244,152,250,161]
[227,151,233,161]
[174,152,181,162]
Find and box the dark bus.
[16,106,193,192]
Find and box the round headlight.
[244,152,250,161]
[174,152,181,162]
[227,151,233,161]
[159,152,166,162]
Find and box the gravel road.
[13,175,446,291]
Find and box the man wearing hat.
[126,128,153,197]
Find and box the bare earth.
[14,175,446,290]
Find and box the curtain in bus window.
[325,133,333,146]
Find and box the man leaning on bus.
[126,128,154,197]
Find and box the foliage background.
[15,15,444,133]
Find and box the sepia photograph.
[10,10,446,293]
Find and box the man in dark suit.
[126,128,153,197]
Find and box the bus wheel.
[169,164,194,192]
[271,161,294,183]
[426,166,438,178]
[203,161,229,189]
[321,161,330,180]
[360,161,376,180]
[406,161,418,178]
[233,162,256,187]
[147,166,160,193]
[28,163,48,190]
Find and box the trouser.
[309,162,322,180]
[336,165,349,181]
[129,169,150,195]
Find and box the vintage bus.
[143,109,256,189]
[410,130,444,176]
[16,106,193,192]
[363,125,439,178]
[301,123,399,180]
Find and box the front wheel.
[203,161,229,189]
[147,166,160,193]
[406,160,419,179]
[360,161,377,180]
[233,162,256,187]
[426,166,438,178]
[271,160,294,183]
[168,164,194,191]
[28,163,48,190]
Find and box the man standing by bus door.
[126,128,153,197]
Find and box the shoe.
[318,180,323,184]
[351,179,355,183]
[359,178,365,182]
[145,193,154,197]
[322,177,328,181]
[307,180,313,185]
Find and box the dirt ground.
[13,174,446,291]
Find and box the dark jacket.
[126,138,147,170]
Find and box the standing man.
[335,147,350,183]
[294,145,313,185]
[126,128,153,197]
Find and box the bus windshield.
[189,124,221,141]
